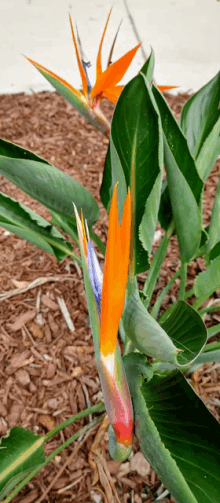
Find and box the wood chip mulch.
[0,89,219,503]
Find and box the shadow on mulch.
[0,90,219,503]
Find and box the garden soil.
[0,90,219,503]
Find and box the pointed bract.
[91,43,141,101]
[26,57,83,99]
[100,186,131,357]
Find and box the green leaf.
[208,242,220,263]
[123,286,180,365]
[152,86,203,261]
[50,210,79,243]
[28,63,109,136]
[194,255,220,307]
[205,179,220,263]
[101,74,163,274]
[193,227,209,259]
[180,71,220,161]
[0,192,73,260]
[196,116,220,181]
[0,427,45,500]
[160,300,207,366]
[207,323,220,340]
[0,137,50,164]
[0,140,99,227]
[124,353,220,503]
[139,172,163,255]
[163,136,201,262]
[140,47,155,82]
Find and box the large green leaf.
[0,138,50,164]
[164,137,201,262]
[194,255,220,308]
[160,300,207,366]
[0,427,45,500]
[180,71,220,161]
[0,192,74,260]
[100,74,163,274]
[196,116,220,182]
[152,86,203,261]
[27,62,109,136]
[205,179,220,263]
[124,353,220,503]
[0,139,99,227]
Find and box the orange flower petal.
[91,43,141,100]
[157,85,178,91]
[103,85,124,104]
[100,186,131,357]
[96,8,112,82]
[69,15,88,97]
[26,56,83,99]
[80,210,88,259]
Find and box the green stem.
[184,287,194,300]
[150,268,181,319]
[2,416,103,503]
[202,340,220,353]
[178,262,187,300]
[143,221,174,309]
[207,323,220,340]
[198,304,220,316]
[44,402,105,441]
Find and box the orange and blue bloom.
[26,10,176,138]
[74,185,133,460]
[26,10,141,137]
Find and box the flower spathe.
[74,185,133,459]
[26,10,141,137]
[26,10,177,138]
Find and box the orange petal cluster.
[100,185,131,357]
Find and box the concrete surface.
[0,0,219,95]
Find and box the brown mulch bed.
[0,90,220,503]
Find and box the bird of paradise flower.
[26,9,176,138]
[74,184,133,460]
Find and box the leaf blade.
[124,353,220,503]
[0,150,99,227]
[0,427,45,499]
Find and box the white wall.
[0,0,219,95]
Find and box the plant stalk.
[198,304,220,316]
[178,262,187,300]
[143,221,174,308]
[44,401,105,441]
[150,268,181,319]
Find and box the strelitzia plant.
[26,9,176,138]
[74,184,133,460]
[1,26,220,503]
[26,10,141,138]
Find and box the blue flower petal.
[88,241,103,316]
